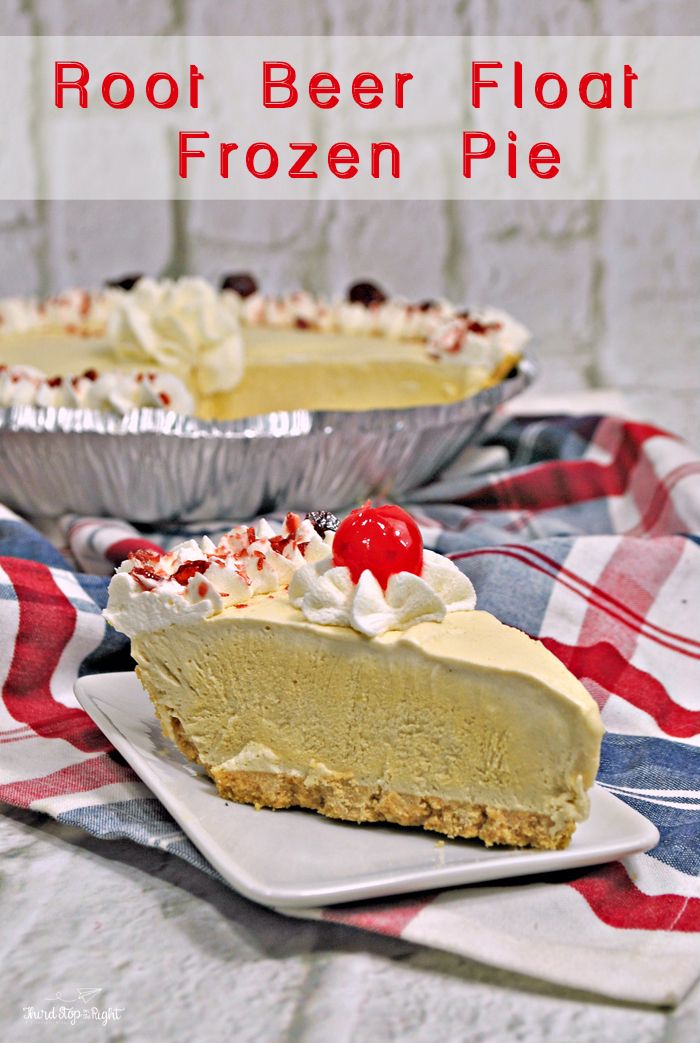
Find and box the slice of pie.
[0,276,529,419]
[105,505,603,849]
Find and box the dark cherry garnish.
[82,368,99,381]
[347,281,387,307]
[105,274,143,291]
[221,272,258,298]
[47,375,63,387]
[305,510,341,538]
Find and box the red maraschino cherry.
[332,503,423,589]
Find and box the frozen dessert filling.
[133,597,601,843]
[105,505,604,849]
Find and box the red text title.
[53,59,638,183]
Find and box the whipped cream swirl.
[0,288,110,334]
[228,290,452,341]
[104,514,332,639]
[0,365,193,415]
[224,287,529,366]
[106,277,245,394]
[426,309,530,365]
[289,550,476,638]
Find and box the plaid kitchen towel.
[1,413,699,1006]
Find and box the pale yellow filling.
[0,328,518,419]
[133,596,603,828]
[0,332,133,379]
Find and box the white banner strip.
[0,36,698,200]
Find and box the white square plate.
[75,672,659,911]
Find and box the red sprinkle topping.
[159,392,171,406]
[172,560,209,586]
[47,375,63,387]
[126,516,312,603]
[269,534,292,556]
[443,328,464,353]
[468,319,502,335]
[82,368,99,381]
[129,547,162,564]
[285,512,300,537]
[131,566,162,590]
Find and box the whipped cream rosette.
[289,551,476,637]
[287,502,476,636]
[225,279,528,365]
[106,277,245,395]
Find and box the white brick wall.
[1,0,698,446]
[43,201,175,290]
[29,0,180,34]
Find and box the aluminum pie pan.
[0,357,535,523]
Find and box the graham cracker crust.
[157,707,573,850]
[210,765,574,850]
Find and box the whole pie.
[0,275,530,419]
